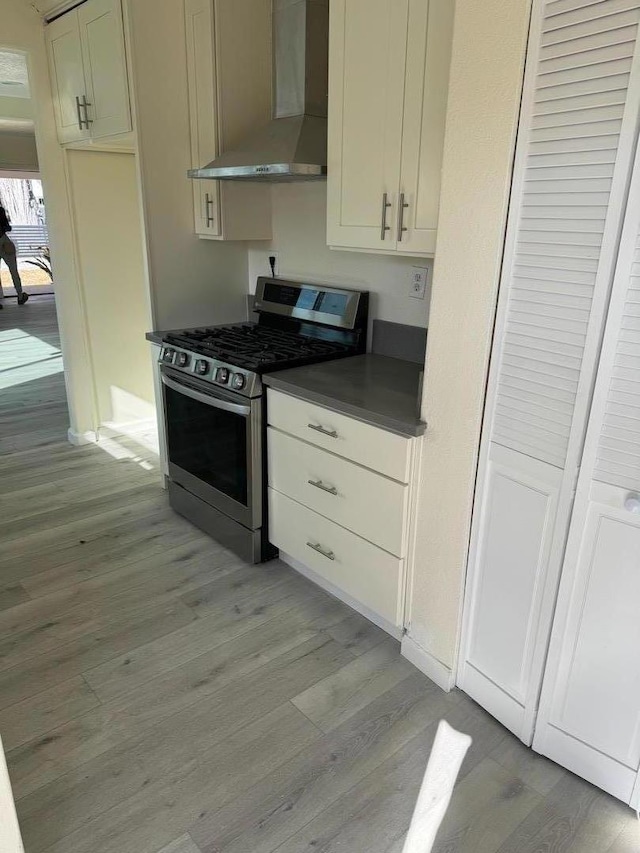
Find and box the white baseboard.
[67,419,158,448]
[67,428,98,446]
[401,634,454,692]
[99,417,158,439]
[279,551,403,641]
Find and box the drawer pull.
[307,423,338,439]
[308,479,338,496]
[306,541,335,561]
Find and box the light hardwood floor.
[0,295,638,853]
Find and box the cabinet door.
[533,136,640,807]
[46,10,90,144]
[327,0,408,251]
[398,0,453,256]
[78,0,132,139]
[185,0,221,237]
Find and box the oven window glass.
[164,382,248,505]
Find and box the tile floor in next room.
[0,295,638,853]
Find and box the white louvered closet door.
[532,132,640,808]
[458,0,640,743]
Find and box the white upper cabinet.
[46,0,132,144]
[184,0,272,241]
[327,0,453,256]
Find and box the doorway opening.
[0,174,52,298]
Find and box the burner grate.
[166,323,352,371]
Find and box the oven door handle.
[161,374,251,416]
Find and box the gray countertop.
[263,354,426,437]
[146,330,166,345]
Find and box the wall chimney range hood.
[188,0,328,183]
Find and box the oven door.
[161,367,262,530]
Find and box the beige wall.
[0,94,33,119]
[125,0,249,331]
[2,0,97,438]
[0,130,38,169]
[407,0,532,669]
[248,183,432,330]
[67,149,153,428]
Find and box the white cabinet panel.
[268,427,409,557]
[266,389,413,482]
[398,0,454,255]
[269,489,404,627]
[185,0,221,237]
[327,0,408,251]
[78,0,132,138]
[46,11,89,144]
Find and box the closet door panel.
[459,0,640,742]
[462,445,562,736]
[534,141,640,805]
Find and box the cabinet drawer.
[267,389,412,482]
[269,489,403,626]
[268,428,408,557]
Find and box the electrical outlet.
[409,266,428,299]
[266,252,279,277]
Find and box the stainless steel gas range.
[158,277,369,563]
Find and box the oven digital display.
[263,283,350,317]
[317,293,349,316]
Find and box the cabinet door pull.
[80,95,93,127]
[380,192,392,240]
[75,96,84,130]
[307,423,338,439]
[308,479,338,496]
[306,541,335,561]
[205,193,215,227]
[397,192,409,242]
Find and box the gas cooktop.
[164,323,352,372]
[159,277,369,399]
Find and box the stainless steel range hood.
[188,0,328,183]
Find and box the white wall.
[406,0,532,671]
[248,183,432,332]
[125,0,249,331]
[0,130,38,169]
[67,149,154,429]
[1,0,98,438]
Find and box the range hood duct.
[188,0,329,183]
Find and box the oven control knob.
[232,373,246,390]
[176,352,190,368]
[217,367,230,384]
[195,359,209,376]
[162,348,175,363]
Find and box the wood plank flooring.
[1,296,638,853]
